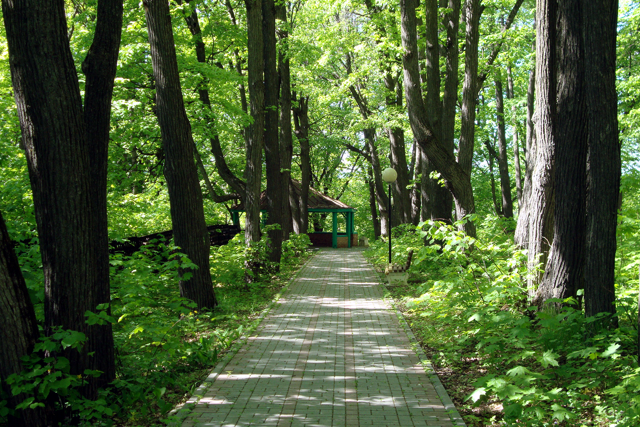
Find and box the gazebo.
[230,181,357,248]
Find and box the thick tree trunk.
[262,0,283,264]
[494,77,514,218]
[0,211,47,426]
[145,0,217,309]
[583,0,620,324]
[456,0,482,224]
[244,0,264,246]
[420,0,454,224]
[436,0,460,225]
[278,5,293,239]
[525,0,556,296]
[3,0,101,394]
[401,0,476,237]
[535,0,586,307]
[293,93,311,234]
[81,0,122,391]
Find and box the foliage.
[1,231,311,426]
[3,328,115,425]
[365,218,640,427]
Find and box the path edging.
[368,259,468,427]
[165,252,316,426]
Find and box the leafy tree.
[2,0,120,397]
[144,0,217,309]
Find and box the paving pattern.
[180,248,465,427]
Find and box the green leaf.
[466,387,486,403]
[540,350,560,368]
[601,343,621,358]
[61,331,86,349]
[506,366,530,377]
[504,402,523,420]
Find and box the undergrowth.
[1,231,312,426]
[365,216,640,427]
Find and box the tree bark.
[81,0,122,392]
[144,0,217,309]
[456,0,482,223]
[364,128,391,236]
[262,0,283,264]
[421,0,454,224]
[514,65,537,247]
[244,0,264,246]
[436,0,460,225]
[507,66,523,206]
[535,0,586,307]
[3,0,102,393]
[525,0,556,296]
[494,77,514,218]
[368,165,382,239]
[401,0,476,237]
[583,0,620,324]
[486,147,502,216]
[385,73,412,226]
[0,211,47,427]
[278,4,293,239]
[293,92,310,234]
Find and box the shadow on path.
[179,248,465,427]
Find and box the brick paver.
[180,248,465,427]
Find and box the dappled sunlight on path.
[180,249,465,427]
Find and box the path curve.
[180,248,465,427]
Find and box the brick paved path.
[180,248,465,427]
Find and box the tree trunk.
[385,74,411,226]
[293,93,311,234]
[81,0,122,391]
[514,65,537,247]
[494,77,514,218]
[436,0,460,225]
[525,0,556,296]
[409,140,421,224]
[535,0,586,307]
[368,165,382,239]
[244,0,264,247]
[262,0,283,264]
[3,0,102,394]
[456,0,482,224]
[365,128,390,237]
[0,211,47,427]
[401,0,476,237]
[421,0,454,224]
[486,148,502,216]
[144,0,217,309]
[507,66,523,206]
[278,4,293,239]
[583,0,620,325]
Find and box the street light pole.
[381,167,397,266]
[388,183,392,264]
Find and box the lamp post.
[381,167,397,265]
